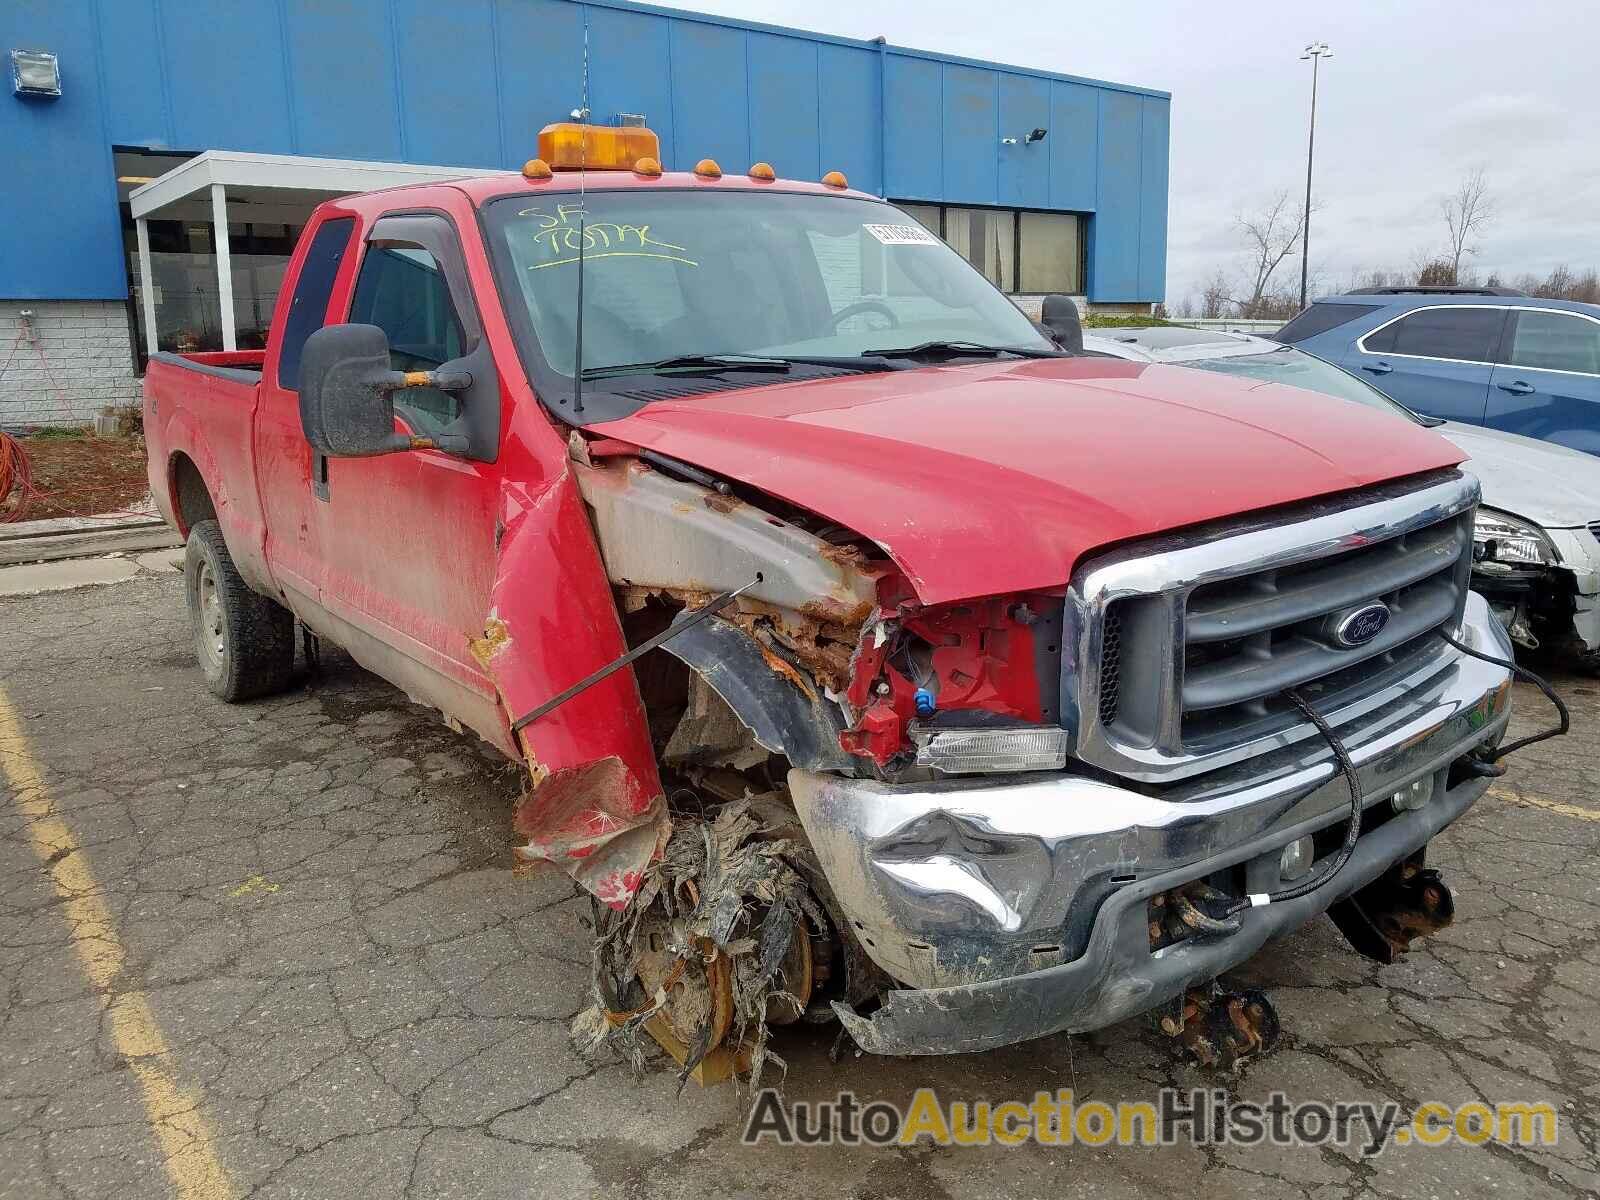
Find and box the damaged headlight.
[910,724,1069,774]
[1473,509,1554,567]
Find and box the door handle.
[1361,361,1393,376]
[1496,380,1535,395]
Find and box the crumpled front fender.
[471,474,667,907]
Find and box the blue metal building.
[0,0,1169,420]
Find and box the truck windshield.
[482,190,1050,380]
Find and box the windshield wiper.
[861,340,1062,361]
[581,354,792,380]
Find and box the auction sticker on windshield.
[863,223,940,246]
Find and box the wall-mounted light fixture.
[10,49,61,98]
[1002,127,1049,147]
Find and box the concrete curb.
[0,546,184,597]
[0,523,182,566]
[0,510,162,542]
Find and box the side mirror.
[1040,294,1084,353]
[298,323,472,457]
[299,324,407,458]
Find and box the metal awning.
[127,150,500,352]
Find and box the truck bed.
[155,349,266,382]
[142,349,269,586]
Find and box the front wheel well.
[170,453,216,535]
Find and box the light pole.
[1299,41,1332,311]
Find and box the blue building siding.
[0,0,1169,304]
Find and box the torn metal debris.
[572,799,835,1095]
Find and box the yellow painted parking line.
[1488,783,1600,823]
[0,689,234,1200]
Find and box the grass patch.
[28,425,89,439]
[1082,314,1174,329]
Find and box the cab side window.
[349,241,465,429]
[277,217,356,389]
[1506,311,1600,375]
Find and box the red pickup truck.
[145,123,1515,1073]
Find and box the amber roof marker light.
[521,158,553,182]
[748,162,776,182]
[821,170,848,189]
[693,158,723,180]
[632,156,663,178]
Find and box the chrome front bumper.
[789,592,1515,1055]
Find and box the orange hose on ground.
[0,432,36,523]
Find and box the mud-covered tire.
[184,519,295,701]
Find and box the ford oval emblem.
[1334,602,1391,648]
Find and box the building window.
[896,203,941,234]
[888,201,1085,296]
[943,207,1016,292]
[1019,212,1083,295]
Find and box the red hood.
[589,358,1465,606]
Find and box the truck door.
[310,212,505,745]
[254,213,359,615]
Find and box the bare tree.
[1442,168,1493,283]
[1199,270,1231,319]
[1415,259,1455,287]
[1234,192,1306,317]
[1344,266,1399,292]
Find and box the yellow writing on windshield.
[518,203,698,270]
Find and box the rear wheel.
[184,519,295,701]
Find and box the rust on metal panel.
[754,640,818,703]
[467,613,512,671]
[615,584,860,694]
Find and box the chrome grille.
[1181,514,1469,728]
[1073,472,1479,783]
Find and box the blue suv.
[1277,286,1600,456]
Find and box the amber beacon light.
[537,122,662,171]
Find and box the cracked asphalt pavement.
[2,571,1598,1198]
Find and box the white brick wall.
[0,300,142,429]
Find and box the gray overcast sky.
[656,0,1598,306]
